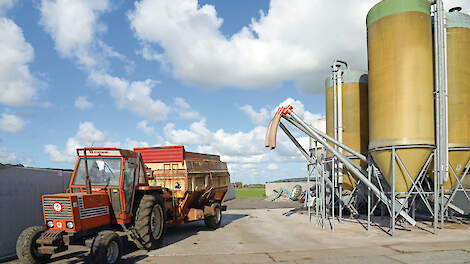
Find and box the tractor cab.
[36,148,148,247]
[65,148,147,226]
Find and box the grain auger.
[265,105,417,227]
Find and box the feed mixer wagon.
[134,146,230,226]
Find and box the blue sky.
[0,0,468,184]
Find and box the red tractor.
[16,147,229,264]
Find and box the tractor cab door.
[122,157,138,215]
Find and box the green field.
[235,188,266,198]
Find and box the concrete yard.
[6,198,470,264]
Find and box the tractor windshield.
[73,158,122,187]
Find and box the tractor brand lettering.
[53,202,63,212]
[78,149,121,157]
[77,196,109,219]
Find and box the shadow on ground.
[38,212,248,264]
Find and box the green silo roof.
[325,69,368,88]
[367,0,431,28]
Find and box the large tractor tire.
[134,194,166,250]
[204,203,222,229]
[16,226,51,264]
[90,231,122,264]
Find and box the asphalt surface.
[6,198,470,264]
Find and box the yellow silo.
[436,10,470,191]
[367,0,435,197]
[325,70,369,191]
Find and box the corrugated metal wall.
[0,166,72,260]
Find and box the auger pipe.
[283,116,364,173]
[285,110,416,226]
[283,114,367,163]
[279,122,356,212]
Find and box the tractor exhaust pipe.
[83,148,92,194]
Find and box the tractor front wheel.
[90,231,122,264]
[16,226,51,264]
[134,194,166,250]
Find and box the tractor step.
[37,245,67,255]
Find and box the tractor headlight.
[47,221,54,228]
[66,221,74,229]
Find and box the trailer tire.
[16,226,51,264]
[90,231,122,264]
[204,203,222,229]
[134,194,166,250]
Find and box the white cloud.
[239,98,325,132]
[90,72,170,122]
[0,18,38,106]
[267,163,278,171]
[276,97,325,132]
[137,120,155,135]
[240,105,270,125]
[138,44,165,62]
[0,0,15,15]
[124,138,149,149]
[74,96,93,110]
[179,111,201,120]
[164,119,211,146]
[39,1,171,122]
[174,97,190,109]
[161,97,321,165]
[0,144,17,163]
[163,120,306,165]
[129,0,470,93]
[98,40,135,74]
[0,113,25,133]
[39,0,110,68]
[128,0,379,92]
[0,141,33,165]
[173,97,201,120]
[44,121,120,163]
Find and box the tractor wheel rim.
[107,240,119,263]
[151,205,163,239]
[216,207,221,224]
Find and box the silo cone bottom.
[429,150,470,191]
[371,148,432,198]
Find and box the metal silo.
[367,0,435,198]
[325,70,369,192]
[445,9,470,190]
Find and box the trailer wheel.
[90,231,122,264]
[205,203,222,229]
[16,226,51,264]
[134,194,166,249]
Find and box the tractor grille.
[44,197,73,220]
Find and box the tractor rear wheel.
[90,231,122,264]
[134,194,166,250]
[204,203,222,229]
[16,226,51,264]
